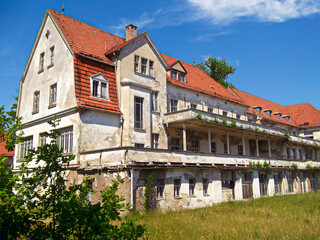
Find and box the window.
[222,111,228,116]
[151,134,159,149]
[211,142,216,153]
[20,136,33,159]
[39,52,44,73]
[236,114,241,120]
[170,138,180,151]
[134,96,144,129]
[33,91,40,114]
[171,70,178,80]
[283,116,291,123]
[170,99,178,112]
[203,178,209,196]
[253,106,262,115]
[39,133,46,147]
[91,73,109,100]
[299,149,303,159]
[134,55,139,72]
[238,145,243,155]
[179,72,186,82]
[134,143,144,148]
[189,178,195,196]
[190,103,197,109]
[149,60,154,76]
[208,107,213,113]
[157,179,164,198]
[151,91,158,112]
[174,179,181,197]
[264,110,272,118]
[190,140,200,152]
[49,83,57,107]
[274,113,282,121]
[49,46,54,67]
[56,127,73,153]
[141,58,147,75]
[286,147,291,159]
[293,148,297,160]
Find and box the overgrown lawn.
[139,193,320,240]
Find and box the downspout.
[120,115,124,147]
[130,167,134,209]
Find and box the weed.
[222,119,227,125]
[195,114,202,120]
[306,164,313,170]
[263,161,270,168]
[292,163,298,170]
[230,120,237,127]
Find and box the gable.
[171,62,187,73]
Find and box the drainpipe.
[120,115,124,147]
[130,167,134,209]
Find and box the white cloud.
[195,31,233,41]
[188,0,320,24]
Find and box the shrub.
[195,114,202,120]
[230,120,237,127]
[222,119,227,125]
[306,164,313,170]
[292,163,298,170]
[284,130,291,140]
[263,161,270,168]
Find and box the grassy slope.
[139,193,320,240]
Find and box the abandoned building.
[14,9,320,210]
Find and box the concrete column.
[183,125,187,151]
[234,171,243,200]
[242,134,246,155]
[267,172,275,196]
[227,132,230,154]
[256,138,259,157]
[208,130,211,153]
[268,139,272,158]
[212,171,223,203]
[252,170,260,199]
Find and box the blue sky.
[1,0,320,110]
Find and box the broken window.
[179,72,186,82]
[134,96,144,129]
[208,107,213,113]
[203,178,209,196]
[189,178,195,196]
[49,46,54,67]
[222,111,228,116]
[33,91,40,114]
[49,83,57,107]
[211,142,216,153]
[170,99,178,112]
[170,137,180,151]
[156,179,164,198]
[174,179,181,197]
[134,55,139,72]
[141,58,147,75]
[149,60,154,76]
[286,147,292,159]
[190,103,197,109]
[151,91,158,112]
[151,134,159,149]
[39,52,44,73]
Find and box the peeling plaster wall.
[167,84,247,120]
[116,36,168,149]
[18,15,76,123]
[79,109,121,153]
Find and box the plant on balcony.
[230,120,237,128]
[203,118,208,122]
[249,161,255,167]
[262,130,267,133]
[256,162,263,168]
[213,118,220,123]
[255,127,260,132]
[222,119,227,125]
[195,114,202,120]
[240,125,244,129]
[292,163,298,170]
[306,164,313,170]
[248,126,253,131]
[263,161,270,168]
[284,130,291,140]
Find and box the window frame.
[238,145,243,155]
[171,70,178,80]
[170,99,178,112]
[134,55,140,73]
[56,127,73,154]
[156,179,165,199]
[134,96,144,129]
[151,133,159,149]
[208,107,213,113]
[49,83,57,108]
[38,52,45,73]
[48,46,54,68]
[33,91,40,114]
[19,136,33,159]
[174,179,181,198]
[189,178,196,197]
[203,178,209,196]
[149,60,154,77]
[179,72,186,82]
[134,143,144,148]
[189,139,200,152]
[190,103,197,109]
[141,58,148,75]
[90,73,109,100]
[151,91,158,112]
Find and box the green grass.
[138,192,320,240]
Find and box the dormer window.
[264,109,272,118]
[179,72,186,83]
[90,73,109,100]
[274,112,282,121]
[171,70,178,80]
[253,106,262,115]
[283,115,291,123]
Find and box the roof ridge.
[47,9,125,41]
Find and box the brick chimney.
[125,24,137,41]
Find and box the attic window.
[264,109,272,118]
[253,106,262,115]
[179,72,186,83]
[283,115,291,123]
[171,70,178,80]
[274,112,282,121]
[90,73,109,100]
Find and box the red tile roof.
[232,88,296,126]
[74,55,120,114]
[161,54,245,105]
[48,9,124,64]
[0,141,14,157]
[286,103,320,128]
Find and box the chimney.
[125,24,137,41]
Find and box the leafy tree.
[196,56,236,88]
[0,103,147,239]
